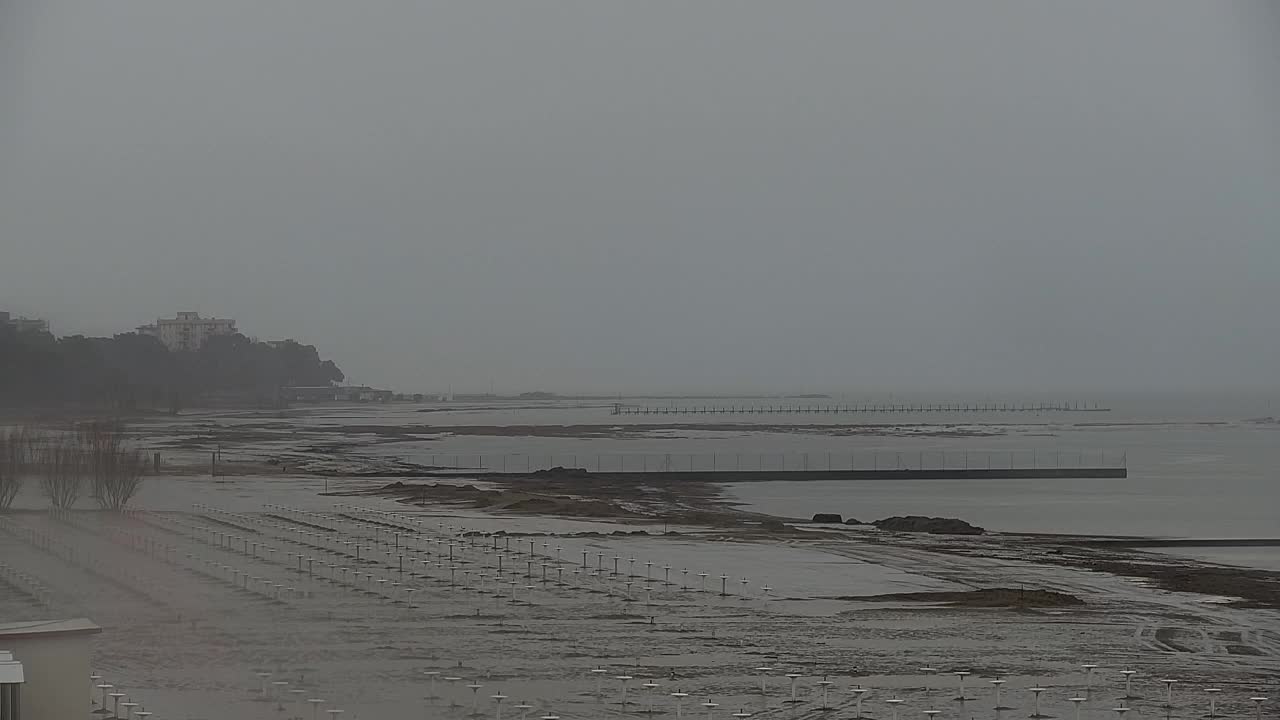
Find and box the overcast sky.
[2,2,1277,394]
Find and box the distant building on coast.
[0,311,50,334]
[283,385,394,403]
[137,311,236,351]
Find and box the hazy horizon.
[3,2,1278,395]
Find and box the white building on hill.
[0,311,50,334]
[137,312,237,351]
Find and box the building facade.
[137,312,237,351]
[282,385,394,403]
[0,651,21,720]
[0,312,50,334]
[0,619,101,720]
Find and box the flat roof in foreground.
[0,619,102,640]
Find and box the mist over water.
[2,3,1279,394]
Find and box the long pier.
[611,402,1110,415]
[446,467,1127,482]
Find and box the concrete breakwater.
[429,467,1128,482]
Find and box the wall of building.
[2,633,92,720]
[1,312,50,334]
[139,313,237,351]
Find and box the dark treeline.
[0,327,344,410]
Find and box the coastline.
[3,406,1277,719]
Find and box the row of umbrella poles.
[312,509,769,605]
[51,506,293,608]
[114,504,499,611]
[30,507,306,604]
[249,671,356,720]
[165,500,777,613]
[0,507,775,615]
[4,507,315,610]
[17,498,772,643]
[399,665,1271,720]
[10,508,1273,720]
[23,507,453,720]
[0,514,167,609]
[0,557,54,608]
[421,671,706,720]
[193,503,1274,720]
[175,504,572,609]
[909,666,1269,720]
[15,510,384,720]
[283,502,774,601]
[182,505,529,607]
[129,509,316,602]
[193,503,794,719]
[89,672,153,719]
[104,505,460,608]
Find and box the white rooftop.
[0,651,22,684]
[0,619,101,639]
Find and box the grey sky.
[2,2,1277,394]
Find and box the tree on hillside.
[102,333,178,409]
[0,326,59,406]
[0,327,345,409]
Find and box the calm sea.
[242,391,1280,567]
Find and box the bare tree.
[0,426,34,510]
[39,438,86,509]
[80,420,146,510]
[80,420,124,503]
[97,447,145,510]
[0,432,15,510]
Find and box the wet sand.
[1,410,1276,718]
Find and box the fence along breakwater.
[414,449,1128,480]
[612,401,1110,415]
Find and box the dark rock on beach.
[873,515,985,535]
